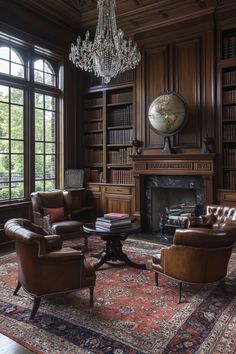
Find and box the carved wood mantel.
[131,153,216,221]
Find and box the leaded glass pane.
[34,69,43,83]
[11,181,24,198]
[45,180,55,190]
[45,155,55,179]
[0,184,9,199]
[0,59,9,74]
[11,140,23,153]
[11,105,24,139]
[0,47,10,60]
[0,103,9,138]
[11,63,24,78]
[35,154,44,179]
[11,154,24,181]
[35,180,44,192]
[35,93,44,109]
[45,95,56,111]
[45,111,55,141]
[45,142,55,154]
[0,140,9,153]
[0,85,9,102]
[11,88,24,105]
[11,49,23,64]
[35,142,44,153]
[35,109,44,141]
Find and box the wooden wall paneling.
[144,46,169,149]
[173,37,201,149]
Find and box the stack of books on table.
[95,212,132,231]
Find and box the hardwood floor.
[0,333,34,354]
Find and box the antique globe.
[148,92,187,153]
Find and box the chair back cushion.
[31,191,65,214]
[43,207,66,222]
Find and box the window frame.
[0,36,63,204]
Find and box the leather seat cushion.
[51,220,83,234]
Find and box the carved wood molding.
[132,154,216,176]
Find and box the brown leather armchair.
[31,190,88,249]
[152,221,236,303]
[4,218,96,319]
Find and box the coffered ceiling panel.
[9,0,230,35]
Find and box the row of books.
[84,149,103,164]
[109,91,133,104]
[224,170,236,189]
[109,169,133,184]
[108,106,133,126]
[223,70,236,85]
[84,121,103,131]
[223,125,236,141]
[84,109,102,121]
[84,96,102,107]
[95,212,132,231]
[223,90,236,104]
[223,106,236,121]
[108,147,133,164]
[223,36,236,59]
[85,168,103,183]
[84,132,103,145]
[224,147,236,168]
[109,70,134,84]
[108,129,132,145]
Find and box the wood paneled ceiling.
[10,0,228,35]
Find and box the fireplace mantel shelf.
[131,153,216,177]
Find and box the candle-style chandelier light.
[69,0,141,84]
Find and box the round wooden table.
[83,223,146,270]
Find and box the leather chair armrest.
[43,234,62,252]
[39,248,84,261]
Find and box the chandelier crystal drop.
[69,0,141,84]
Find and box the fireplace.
[131,153,216,239]
[144,175,205,232]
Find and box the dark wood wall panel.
[173,38,201,148]
[145,46,169,148]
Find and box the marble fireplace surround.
[132,153,216,230]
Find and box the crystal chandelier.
[69,0,141,84]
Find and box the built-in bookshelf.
[82,71,134,185]
[83,91,104,183]
[220,29,236,190]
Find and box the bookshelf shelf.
[107,125,133,130]
[107,101,133,107]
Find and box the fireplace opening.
[143,175,205,237]
[151,187,196,233]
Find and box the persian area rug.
[0,237,236,354]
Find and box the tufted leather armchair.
[152,221,236,303]
[31,190,88,249]
[4,218,96,319]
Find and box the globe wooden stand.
[162,136,174,154]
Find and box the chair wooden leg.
[13,280,21,295]
[155,272,159,286]
[89,287,94,307]
[30,297,41,320]
[178,282,182,304]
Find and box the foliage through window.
[0,40,62,201]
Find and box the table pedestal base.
[95,238,146,270]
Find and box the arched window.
[0,47,24,78]
[0,41,62,201]
[34,59,56,86]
